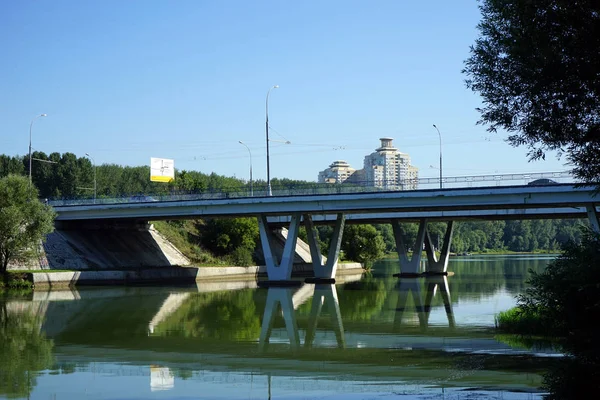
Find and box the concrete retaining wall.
[31,262,364,287]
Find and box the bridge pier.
[392,219,455,276]
[304,213,345,283]
[587,205,600,233]
[258,213,347,283]
[424,221,454,274]
[258,213,302,283]
[391,219,427,276]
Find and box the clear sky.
[0,0,569,182]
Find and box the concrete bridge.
[52,183,600,282]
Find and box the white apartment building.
[318,138,419,190]
[318,160,355,184]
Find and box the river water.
[1,255,560,399]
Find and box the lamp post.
[85,153,97,203]
[29,113,47,190]
[432,124,443,189]
[265,85,279,196]
[238,141,253,197]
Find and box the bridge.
[51,182,600,283]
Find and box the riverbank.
[1,262,364,290]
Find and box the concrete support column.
[305,284,345,349]
[424,221,455,274]
[258,213,302,281]
[304,213,345,280]
[587,205,600,233]
[391,219,427,275]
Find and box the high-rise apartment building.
[317,160,355,184]
[318,138,418,190]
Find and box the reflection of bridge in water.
[17,273,488,354]
[258,275,457,351]
[2,274,559,396]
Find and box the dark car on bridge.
[528,178,558,186]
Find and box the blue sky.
[0,0,568,182]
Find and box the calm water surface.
[0,255,560,399]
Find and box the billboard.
[150,157,175,182]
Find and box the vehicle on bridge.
[528,178,558,186]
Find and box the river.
[0,255,560,399]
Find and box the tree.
[342,225,386,266]
[0,175,56,274]
[200,217,259,261]
[464,0,600,184]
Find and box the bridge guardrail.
[48,171,575,207]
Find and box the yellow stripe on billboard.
[150,157,174,182]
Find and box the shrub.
[227,247,255,267]
[517,230,600,341]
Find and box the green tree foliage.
[517,231,600,344]
[200,218,259,263]
[464,0,600,184]
[0,155,24,177]
[0,299,54,398]
[0,175,56,273]
[342,225,386,265]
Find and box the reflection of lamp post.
[266,85,279,196]
[238,141,253,196]
[85,153,96,203]
[432,124,443,189]
[29,113,47,190]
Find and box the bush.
[517,230,600,342]
[227,247,255,267]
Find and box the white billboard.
[150,157,175,182]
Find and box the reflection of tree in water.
[336,278,387,322]
[0,299,54,398]
[157,290,260,341]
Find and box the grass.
[495,306,550,336]
[1,271,34,290]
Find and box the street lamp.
[238,141,253,197]
[85,153,97,203]
[265,85,279,196]
[432,124,443,189]
[29,113,47,190]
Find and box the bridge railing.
[48,171,575,207]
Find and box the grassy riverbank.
[1,271,34,290]
[152,220,227,265]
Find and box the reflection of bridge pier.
[305,284,345,348]
[259,287,300,351]
[258,284,345,351]
[394,275,454,330]
[424,275,455,328]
